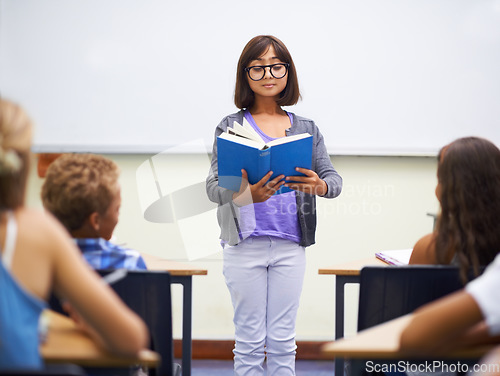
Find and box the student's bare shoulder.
[18,207,61,227]
[17,208,72,243]
[410,232,438,264]
[415,232,435,246]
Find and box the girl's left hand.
[284,167,328,196]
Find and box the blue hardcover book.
[217,121,312,195]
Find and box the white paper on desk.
[136,139,220,260]
[375,249,412,265]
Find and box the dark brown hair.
[234,35,300,109]
[434,136,500,281]
[41,153,120,231]
[0,99,33,210]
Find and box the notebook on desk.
[375,249,412,266]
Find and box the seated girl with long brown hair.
[410,137,500,282]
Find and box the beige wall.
[26,153,439,341]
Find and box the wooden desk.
[322,314,493,375]
[322,314,413,359]
[41,310,159,368]
[141,253,207,376]
[319,257,387,376]
[319,256,387,276]
[319,257,387,339]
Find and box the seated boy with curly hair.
[41,153,147,270]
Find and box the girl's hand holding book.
[284,167,328,196]
[232,169,285,205]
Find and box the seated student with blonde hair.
[0,98,148,370]
[409,136,500,282]
[41,153,147,271]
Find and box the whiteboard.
[1,0,499,156]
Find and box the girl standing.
[206,35,342,375]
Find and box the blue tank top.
[0,212,47,370]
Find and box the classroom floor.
[187,359,335,376]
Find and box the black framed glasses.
[244,63,290,81]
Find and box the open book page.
[227,120,263,144]
[219,131,266,150]
[242,118,264,142]
[227,123,256,140]
[267,132,312,147]
[226,120,311,148]
[375,249,413,266]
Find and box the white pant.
[223,236,306,376]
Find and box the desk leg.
[171,275,192,376]
[335,275,360,376]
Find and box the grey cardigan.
[206,110,342,247]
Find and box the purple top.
[237,110,302,244]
